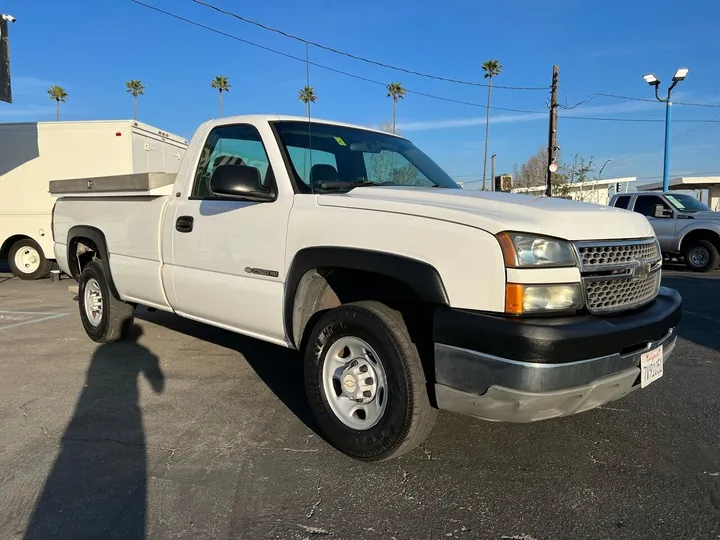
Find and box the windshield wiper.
[319,180,386,189]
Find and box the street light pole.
[491,153,496,191]
[599,158,612,180]
[642,68,689,193]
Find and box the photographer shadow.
[24,325,164,540]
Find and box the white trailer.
[0,120,188,279]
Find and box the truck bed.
[53,192,172,310]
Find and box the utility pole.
[545,65,559,197]
[491,153,496,191]
[0,13,16,104]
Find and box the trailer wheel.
[8,238,53,280]
[78,260,134,342]
[304,301,437,462]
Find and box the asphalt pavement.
[0,266,718,540]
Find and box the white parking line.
[0,311,70,331]
[683,310,720,324]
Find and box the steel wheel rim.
[84,278,104,327]
[689,246,710,267]
[322,336,388,430]
[13,246,41,274]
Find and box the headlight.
[496,232,576,267]
[505,283,583,314]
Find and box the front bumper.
[433,286,682,422]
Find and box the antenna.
[305,43,314,191]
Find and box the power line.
[607,112,720,167]
[128,0,545,115]
[124,3,720,125]
[559,116,720,123]
[559,91,720,109]
[189,0,548,91]
[635,170,720,180]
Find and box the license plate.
[640,345,664,388]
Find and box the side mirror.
[653,204,672,218]
[209,164,275,202]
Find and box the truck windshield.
[664,193,712,213]
[272,121,461,193]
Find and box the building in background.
[511,177,636,205]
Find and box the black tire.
[7,238,53,280]
[304,301,437,462]
[78,260,134,343]
[683,239,719,273]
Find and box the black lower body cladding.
[434,287,682,365]
[432,287,682,422]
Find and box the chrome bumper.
[434,326,677,423]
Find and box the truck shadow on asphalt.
[23,325,164,540]
[135,308,320,435]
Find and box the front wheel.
[78,260,135,342]
[8,238,52,280]
[304,301,437,461]
[683,239,719,273]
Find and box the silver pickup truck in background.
[609,191,720,272]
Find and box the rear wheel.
[8,238,52,280]
[683,239,719,273]
[78,260,134,342]
[304,301,437,461]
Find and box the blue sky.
[2,0,720,188]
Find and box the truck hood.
[317,187,655,241]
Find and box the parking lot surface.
[1,267,719,540]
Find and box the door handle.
[176,216,194,233]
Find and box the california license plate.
[640,345,664,388]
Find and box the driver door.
[631,195,676,250]
[168,123,292,343]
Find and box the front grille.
[577,241,660,271]
[584,271,661,314]
[573,238,662,314]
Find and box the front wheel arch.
[284,247,449,348]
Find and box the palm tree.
[298,85,317,117]
[47,85,68,121]
[481,59,502,190]
[125,79,145,120]
[386,82,407,134]
[211,75,231,117]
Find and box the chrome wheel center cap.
[343,374,357,393]
[341,358,378,404]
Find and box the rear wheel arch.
[67,226,121,298]
[284,247,449,349]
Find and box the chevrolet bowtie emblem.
[633,262,652,279]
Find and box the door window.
[191,124,273,199]
[632,195,673,218]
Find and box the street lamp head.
[673,68,689,81]
[643,73,660,86]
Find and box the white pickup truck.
[50,115,682,462]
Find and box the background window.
[192,125,272,198]
[613,195,630,209]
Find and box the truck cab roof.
[200,114,408,140]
